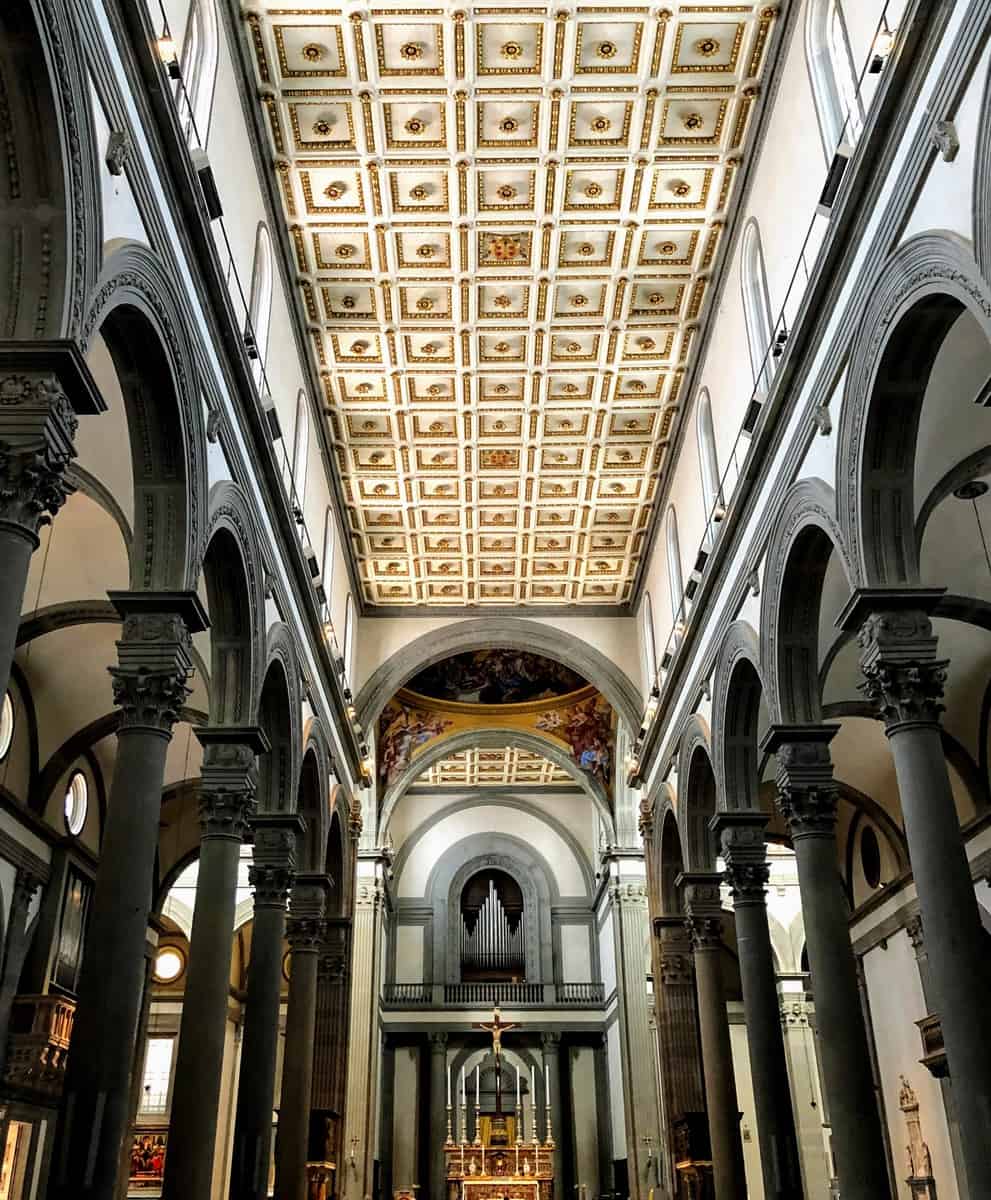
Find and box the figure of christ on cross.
[473,1006,520,1116]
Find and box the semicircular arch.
[711,620,765,811]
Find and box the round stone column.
[275,875,330,1200]
[843,590,991,1197]
[50,591,207,1200]
[163,727,267,1200]
[712,812,804,1199]
[677,873,746,1200]
[230,812,305,1200]
[762,726,892,1200]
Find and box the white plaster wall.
[570,1047,601,1198]
[392,1047,421,1189]
[605,1019,626,1158]
[598,914,616,999]
[396,806,587,897]
[729,1015,764,1200]
[559,923,593,982]
[394,924,424,984]
[862,930,959,1200]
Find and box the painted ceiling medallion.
[373,483,388,494]
[494,341,511,354]
[637,336,655,349]
[496,183,518,200]
[493,416,507,426]
[499,116,520,134]
[500,40,525,59]
[301,42,324,62]
[429,420,445,432]
[341,295,357,309]
[362,419,376,430]
[658,240,678,255]
[404,116,427,134]
[400,42,424,60]
[578,242,595,256]
[357,384,373,394]
[571,294,589,307]
[584,181,603,198]
[590,115,612,133]
[648,292,664,304]
[563,383,579,393]
[625,419,640,429]
[336,244,356,258]
[416,243,436,258]
[683,111,705,131]
[323,181,347,200]
[629,380,647,392]
[670,179,691,197]
[312,117,333,136]
[352,340,369,354]
[596,40,618,59]
[493,486,508,496]
[696,36,721,57]
[427,383,446,395]
[566,342,582,353]
[409,184,429,201]
[422,341,439,354]
[389,585,403,596]
[560,420,572,429]
[493,294,513,308]
[416,297,435,311]
[487,235,522,260]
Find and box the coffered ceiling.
[245,2,779,607]
[419,746,572,787]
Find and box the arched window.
[641,593,658,688]
[343,594,356,682]
[665,507,684,625]
[247,225,274,386]
[741,221,775,396]
[321,507,336,604]
[695,387,721,522]
[182,0,219,144]
[292,389,310,505]
[805,0,863,157]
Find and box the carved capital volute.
[286,915,327,953]
[108,592,208,735]
[196,726,269,840]
[762,725,839,839]
[838,589,948,729]
[12,866,44,911]
[677,871,726,951]
[430,1031,449,1052]
[541,1031,561,1053]
[711,811,769,903]
[0,372,79,540]
[249,812,306,908]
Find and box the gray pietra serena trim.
[356,617,642,732]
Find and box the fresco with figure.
[379,651,613,792]
[406,650,588,704]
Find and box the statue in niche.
[899,1075,937,1198]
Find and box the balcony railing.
[4,993,76,1098]
[381,981,605,1008]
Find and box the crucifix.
[473,1006,520,1116]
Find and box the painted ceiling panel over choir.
[245,1,780,606]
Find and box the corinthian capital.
[711,811,769,903]
[0,372,78,540]
[195,727,270,841]
[677,872,726,951]
[838,588,948,728]
[762,725,839,839]
[249,812,306,909]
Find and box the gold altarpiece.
[440,1010,554,1200]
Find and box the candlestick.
[447,1064,451,1107]
[516,1064,520,1107]
[461,1065,466,1106]
[475,1063,480,1107]
[545,1064,550,1107]
[474,1103,481,1146]
[446,1103,453,1145]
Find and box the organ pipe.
[460,880,524,974]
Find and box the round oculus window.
[0,691,12,760]
[153,946,186,984]
[64,770,88,836]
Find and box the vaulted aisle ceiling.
[246,2,779,608]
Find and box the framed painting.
[128,1128,168,1190]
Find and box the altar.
[441,1009,555,1200]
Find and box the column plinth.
[163,727,269,1200]
[712,812,804,1199]
[762,724,891,1200]
[678,872,746,1200]
[230,812,306,1200]
[840,588,991,1196]
[50,592,207,1200]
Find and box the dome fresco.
[405,649,588,704]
